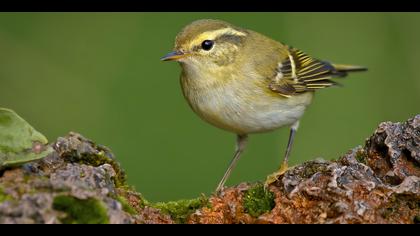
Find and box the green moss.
[381,194,420,221]
[243,183,275,218]
[300,162,329,179]
[116,195,137,215]
[63,147,127,187]
[53,195,109,224]
[355,152,367,164]
[151,196,209,223]
[0,187,11,203]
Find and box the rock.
[0,116,419,224]
[365,115,420,184]
[0,132,171,224]
[188,115,420,224]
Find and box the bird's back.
[239,29,367,98]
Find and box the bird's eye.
[201,40,214,51]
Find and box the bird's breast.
[180,69,313,135]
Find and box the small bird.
[161,19,366,193]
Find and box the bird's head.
[161,19,248,69]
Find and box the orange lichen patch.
[187,196,234,224]
[115,188,145,215]
[136,206,174,224]
[187,183,256,224]
[124,191,144,210]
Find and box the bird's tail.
[326,64,368,81]
[332,64,368,74]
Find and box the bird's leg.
[278,121,298,173]
[265,121,299,187]
[215,134,248,194]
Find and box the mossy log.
[0,115,419,224]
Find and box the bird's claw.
[264,161,289,189]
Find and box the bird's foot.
[214,184,226,197]
[264,161,290,189]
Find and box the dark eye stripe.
[215,34,244,45]
[192,33,245,52]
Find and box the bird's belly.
[184,84,313,134]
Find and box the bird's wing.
[268,46,363,97]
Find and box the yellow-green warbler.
[162,19,367,193]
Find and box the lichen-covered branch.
[0,115,419,224]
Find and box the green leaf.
[0,108,52,168]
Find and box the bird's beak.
[161,51,189,61]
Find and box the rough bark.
[0,115,419,224]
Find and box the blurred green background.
[0,13,419,201]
